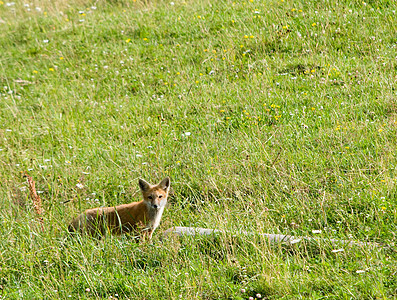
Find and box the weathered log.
[162,226,377,248]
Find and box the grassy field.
[1,0,396,298]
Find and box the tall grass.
[1,0,396,298]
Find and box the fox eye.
[159,195,163,198]
[148,195,153,200]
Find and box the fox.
[68,177,170,239]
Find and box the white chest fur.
[146,206,165,231]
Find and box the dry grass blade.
[26,173,44,229]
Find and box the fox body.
[68,177,170,239]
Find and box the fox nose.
[152,204,159,209]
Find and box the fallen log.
[162,226,378,248]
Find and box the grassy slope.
[0,0,396,298]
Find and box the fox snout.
[148,196,166,210]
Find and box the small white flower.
[312,230,322,234]
[184,132,191,136]
[35,6,41,11]
[85,288,90,292]
[356,270,365,274]
[91,6,97,10]
[136,154,143,157]
[5,129,12,132]
[256,294,262,299]
[82,171,90,175]
[170,1,175,5]
[43,39,49,43]
[240,288,246,293]
[37,191,44,194]
[76,183,84,189]
[332,249,344,253]
[44,159,51,162]
[65,160,71,165]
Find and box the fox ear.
[139,179,151,192]
[159,177,170,190]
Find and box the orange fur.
[68,177,170,239]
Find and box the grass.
[1,0,396,298]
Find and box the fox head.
[139,177,170,210]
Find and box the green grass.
[1,0,396,298]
